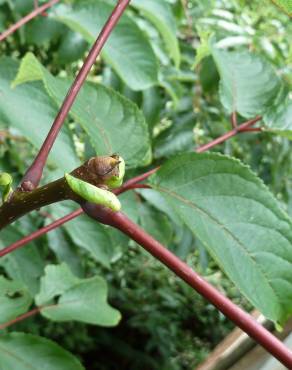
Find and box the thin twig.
[21,0,132,189]
[0,307,42,330]
[196,116,261,153]
[0,0,59,42]
[0,209,82,258]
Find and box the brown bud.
[87,155,120,180]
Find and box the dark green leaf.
[0,333,84,370]
[149,152,292,324]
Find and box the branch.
[0,156,120,230]
[0,183,144,258]
[0,116,262,253]
[21,0,132,190]
[0,0,59,42]
[82,205,292,369]
[0,209,82,258]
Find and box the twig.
[0,307,42,330]
[0,0,59,42]
[196,116,261,153]
[21,0,132,189]
[0,209,82,258]
[82,206,292,369]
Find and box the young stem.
[0,0,59,42]
[82,205,292,369]
[21,0,131,189]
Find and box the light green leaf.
[0,58,79,172]
[149,152,292,325]
[52,0,158,90]
[65,173,121,211]
[270,0,292,16]
[35,264,79,306]
[0,333,84,370]
[0,277,32,324]
[211,47,281,118]
[263,94,292,139]
[132,0,180,67]
[36,264,121,326]
[13,53,151,168]
[193,30,212,68]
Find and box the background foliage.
[0,0,291,369]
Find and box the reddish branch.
[21,0,132,190]
[0,0,59,42]
[82,206,292,369]
[0,116,262,255]
[0,209,82,258]
[196,116,261,153]
[0,307,42,330]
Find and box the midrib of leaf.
[151,184,283,309]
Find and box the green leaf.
[49,202,119,268]
[211,46,281,118]
[0,225,45,295]
[270,0,292,16]
[47,228,84,277]
[0,277,32,324]
[57,30,88,64]
[139,204,173,245]
[13,53,151,168]
[36,264,121,326]
[132,0,180,67]
[193,30,212,68]
[52,0,158,90]
[0,57,79,172]
[25,17,65,46]
[65,173,121,211]
[263,94,292,139]
[0,333,84,370]
[149,152,292,325]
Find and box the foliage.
[0,0,291,369]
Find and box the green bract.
[104,156,125,189]
[0,172,13,202]
[65,174,121,212]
